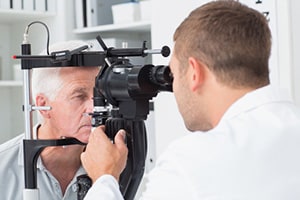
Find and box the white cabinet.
[73,22,152,64]
[73,20,152,65]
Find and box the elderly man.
[0,40,99,199]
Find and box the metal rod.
[23,69,33,140]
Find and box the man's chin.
[74,125,92,143]
[78,132,91,144]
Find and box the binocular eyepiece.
[93,59,172,121]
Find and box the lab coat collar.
[222,84,293,120]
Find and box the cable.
[23,21,50,55]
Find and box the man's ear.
[188,57,205,92]
[35,94,51,119]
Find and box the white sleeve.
[84,142,195,200]
[84,175,124,200]
[139,145,195,200]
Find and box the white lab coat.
[84,85,300,200]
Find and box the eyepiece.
[151,65,173,85]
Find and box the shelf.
[0,9,55,23]
[73,20,151,34]
[0,80,23,87]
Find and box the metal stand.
[21,43,86,200]
[16,34,172,200]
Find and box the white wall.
[0,24,11,79]
[151,0,208,157]
[274,0,294,97]
[290,0,300,105]
[0,25,18,142]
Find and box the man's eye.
[79,95,86,99]
[74,95,86,100]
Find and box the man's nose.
[85,98,94,113]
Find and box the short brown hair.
[173,0,271,88]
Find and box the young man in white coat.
[81,1,300,199]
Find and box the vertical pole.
[21,43,40,200]
[21,43,33,140]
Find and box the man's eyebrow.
[70,87,88,96]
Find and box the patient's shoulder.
[0,134,24,155]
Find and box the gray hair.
[31,40,91,122]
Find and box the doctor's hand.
[81,125,128,183]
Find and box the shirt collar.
[222,84,293,120]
